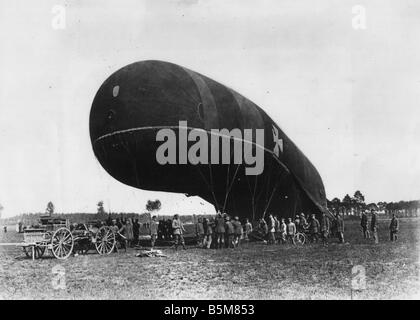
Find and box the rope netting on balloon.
[194,157,223,213]
[94,125,301,221]
[243,153,290,221]
[193,137,290,221]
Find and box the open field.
[0,218,419,300]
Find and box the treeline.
[0,211,210,227]
[0,199,212,226]
[2,192,419,226]
[1,212,142,226]
[327,190,420,217]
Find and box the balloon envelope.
[89,60,328,220]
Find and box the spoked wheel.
[23,245,45,259]
[51,227,74,259]
[95,226,116,255]
[294,232,306,245]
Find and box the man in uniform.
[116,218,122,229]
[232,216,243,247]
[203,218,213,249]
[361,210,370,239]
[299,213,308,233]
[274,215,281,243]
[286,217,296,244]
[389,213,399,242]
[259,218,268,238]
[320,211,330,246]
[244,218,253,241]
[215,212,226,249]
[150,216,159,249]
[279,218,287,244]
[195,217,205,247]
[294,215,301,233]
[268,214,276,244]
[370,209,379,244]
[172,214,186,250]
[165,218,170,240]
[118,220,128,252]
[158,217,165,240]
[335,212,345,243]
[110,219,122,252]
[308,214,320,243]
[225,216,235,248]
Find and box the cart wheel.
[294,233,306,245]
[95,226,116,255]
[51,227,74,259]
[23,246,45,259]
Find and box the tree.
[46,201,55,215]
[342,194,352,215]
[97,201,106,217]
[386,202,396,215]
[330,197,341,212]
[366,203,378,211]
[353,190,366,215]
[353,190,365,203]
[146,199,162,212]
[377,201,387,211]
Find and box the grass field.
[0,218,419,300]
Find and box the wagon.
[22,216,116,260]
[70,220,116,256]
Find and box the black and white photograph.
[0,0,419,304]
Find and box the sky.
[0,0,419,217]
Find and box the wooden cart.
[71,220,116,255]
[22,217,73,260]
[21,216,116,260]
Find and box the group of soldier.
[182,210,343,249]
[187,208,400,249]
[148,213,249,250]
[106,217,138,249]
[96,208,401,251]
[148,214,187,251]
[104,216,178,249]
[253,211,343,246]
[196,213,246,249]
[360,209,400,243]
